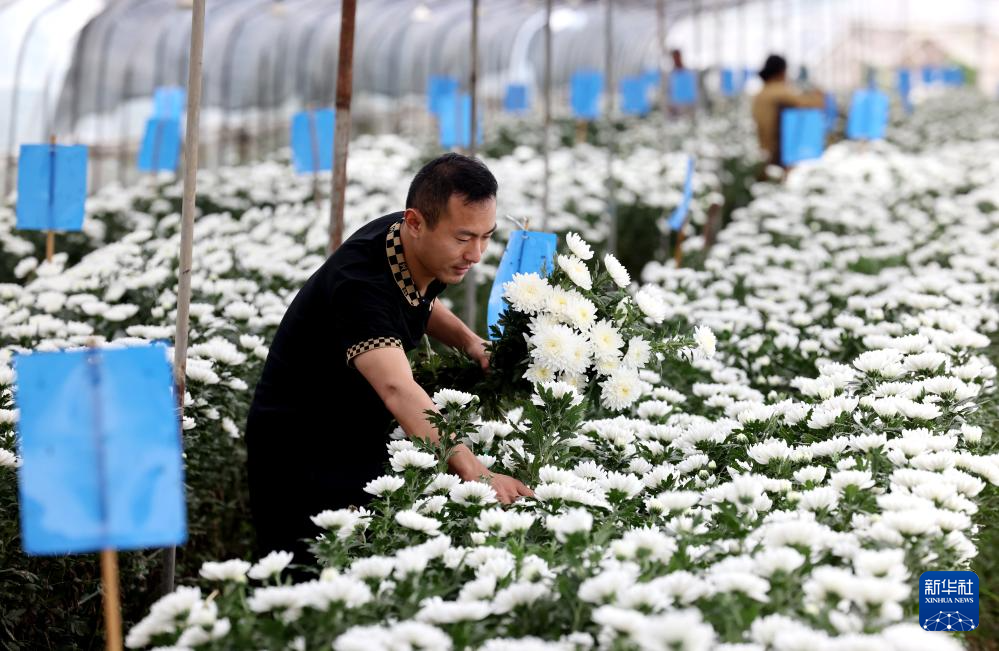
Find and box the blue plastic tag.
[669,69,697,106]
[16,144,88,232]
[153,87,185,120]
[15,345,187,555]
[137,117,181,172]
[427,75,460,116]
[824,93,838,130]
[943,66,964,87]
[439,93,482,149]
[720,68,739,97]
[570,70,603,120]
[620,76,651,116]
[487,230,558,338]
[668,156,695,231]
[781,108,825,166]
[290,108,335,173]
[503,84,529,113]
[921,66,940,85]
[846,89,890,141]
[919,571,979,632]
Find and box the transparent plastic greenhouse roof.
[1,0,996,151]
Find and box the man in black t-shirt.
[245,153,533,561]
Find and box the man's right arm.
[353,346,533,504]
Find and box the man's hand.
[486,472,534,505]
[463,335,491,372]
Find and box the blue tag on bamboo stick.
[137,117,181,172]
[668,157,695,231]
[290,109,335,173]
[16,143,88,232]
[15,345,187,555]
[487,230,558,338]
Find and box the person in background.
[751,54,825,167]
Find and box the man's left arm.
[426,299,489,370]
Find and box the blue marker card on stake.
[438,93,482,149]
[290,109,335,173]
[721,68,739,97]
[620,76,651,116]
[669,69,697,106]
[137,117,181,172]
[570,70,603,120]
[16,144,88,232]
[503,84,529,113]
[824,93,838,129]
[781,108,826,166]
[943,66,964,87]
[15,345,187,555]
[921,65,940,85]
[153,87,185,120]
[427,75,459,116]
[641,68,661,89]
[846,89,890,141]
[487,230,558,338]
[668,157,695,231]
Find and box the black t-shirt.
[245,212,446,511]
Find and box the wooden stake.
[673,227,686,268]
[328,0,357,255]
[464,0,480,329]
[575,120,587,144]
[101,549,123,651]
[166,0,206,596]
[541,0,552,231]
[47,134,56,263]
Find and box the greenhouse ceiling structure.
[1,0,996,155]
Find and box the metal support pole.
[166,0,206,596]
[605,0,617,255]
[328,0,357,254]
[463,0,480,329]
[541,0,552,230]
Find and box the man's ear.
[403,208,425,237]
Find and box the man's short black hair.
[760,54,787,82]
[405,153,498,229]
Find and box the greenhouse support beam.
[464,0,480,330]
[167,0,206,596]
[605,0,617,256]
[541,0,552,230]
[329,0,357,255]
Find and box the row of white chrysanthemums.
[113,136,999,650]
[0,121,726,286]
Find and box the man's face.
[409,194,497,285]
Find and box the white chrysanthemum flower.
[557,254,593,291]
[394,510,442,534]
[200,559,251,583]
[603,253,631,288]
[589,320,625,361]
[545,507,593,542]
[424,473,462,495]
[634,286,667,323]
[600,368,645,411]
[565,232,594,260]
[248,551,294,580]
[390,449,437,472]
[694,325,717,358]
[503,273,551,314]
[532,380,584,407]
[416,596,492,624]
[432,389,476,409]
[529,323,592,375]
[0,449,21,469]
[311,508,372,539]
[363,475,406,496]
[622,336,652,368]
[449,481,498,505]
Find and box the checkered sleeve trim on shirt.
[346,336,403,365]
